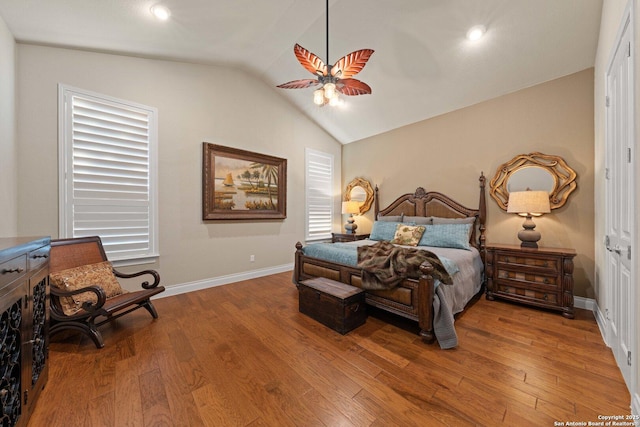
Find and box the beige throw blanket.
[356,241,453,290]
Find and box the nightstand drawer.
[496,269,558,289]
[495,253,560,273]
[495,284,559,305]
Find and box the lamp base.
[344,214,357,234]
[344,223,358,234]
[517,215,541,248]
[518,237,540,249]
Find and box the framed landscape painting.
[202,143,287,220]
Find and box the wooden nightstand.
[485,244,576,318]
[331,233,370,243]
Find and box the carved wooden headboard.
[374,173,487,251]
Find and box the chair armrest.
[50,285,107,314]
[113,268,161,290]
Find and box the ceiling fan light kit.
[277,0,374,107]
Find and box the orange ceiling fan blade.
[331,49,374,78]
[294,44,328,76]
[276,79,321,89]
[336,78,372,96]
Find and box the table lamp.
[341,201,360,234]
[507,190,551,248]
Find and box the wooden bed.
[293,173,487,344]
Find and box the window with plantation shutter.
[305,148,334,241]
[58,85,159,262]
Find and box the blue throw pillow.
[418,223,472,250]
[370,221,404,241]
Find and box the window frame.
[58,84,159,264]
[305,148,334,242]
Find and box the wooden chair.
[49,236,165,348]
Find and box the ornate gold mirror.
[344,178,374,214]
[490,152,577,210]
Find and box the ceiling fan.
[277,0,374,106]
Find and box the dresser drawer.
[0,254,27,290]
[28,245,50,271]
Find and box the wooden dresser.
[0,237,50,427]
[485,244,576,318]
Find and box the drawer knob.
[31,254,48,259]
[2,268,25,274]
[543,261,549,267]
[504,257,510,263]
[543,278,550,284]
[543,294,549,300]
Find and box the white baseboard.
[582,298,639,420]
[574,296,596,311]
[155,263,294,299]
[574,296,609,346]
[594,302,610,347]
[158,280,603,315]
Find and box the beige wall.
[343,68,595,298]
[0,16,17,236]
[15,44,341,287]
[594,0,639,405]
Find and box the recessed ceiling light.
[150,5,171,21]
[466,25,486,41]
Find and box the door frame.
[604,0,637,412]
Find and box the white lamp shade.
[507,191,551,215]
[341,201,360,214]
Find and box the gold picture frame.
[202,143,287,220]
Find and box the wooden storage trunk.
[298,277,366,334]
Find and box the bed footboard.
[293,242,436,343]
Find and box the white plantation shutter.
[59,85,159,261]
[305,149,333,241]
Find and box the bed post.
[418,262,435,343]
[374,185,380,218]
[478,172,487,258]
[293,242,304,285]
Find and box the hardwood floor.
[30,272,630,426]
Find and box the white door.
[605,11,634,390]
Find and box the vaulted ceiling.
[0,0,603,144]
